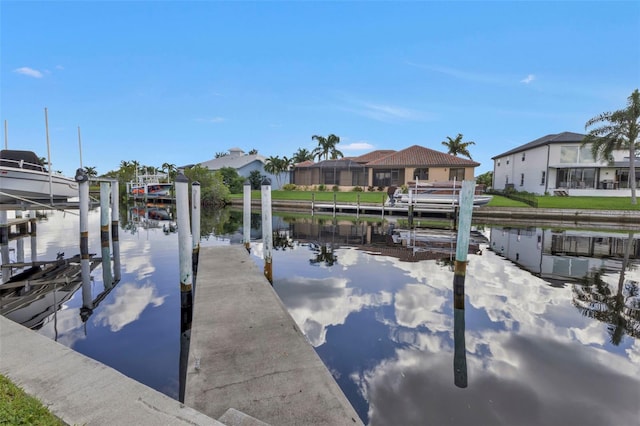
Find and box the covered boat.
[390,180,492,206]
[0,150,78,203]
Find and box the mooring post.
[333,192,337,217]
[76,168,93,316]
[311,192,315,216]
[0,211,9,283]
[15,211,24,263]
[452,180,474,389]
[29,211,37,264]
[100,182,113,289]
[176,171,192,403]
[261,177,273,284]
[176,171,193,303]
[243,179,251,251]
[356,193,360,219]
[191,181,201,284]
[111,180,121,282]
[381,193,385,219]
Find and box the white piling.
[191,181,201,283]
[176,172,193,301]
[111,180,121,282]
[0,211,9,283]
[76,168,92,313]
[15,211,24,263]
[243,180,251,250]
[29,211,37,263]
[100,182,113,289]
[261,177,273,283]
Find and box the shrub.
[367,186,375,192]
[377,186,384,192]
[317,184,326,192]
[282,183,297,191]
[352,186,363,192]
[332,185,340,192]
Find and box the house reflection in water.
[490,226,640,345]
[489,227,639,286]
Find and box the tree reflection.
[273,231,294,251]
[309,243,338,267]
[572,232,640,345]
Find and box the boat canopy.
[0,150,46,172]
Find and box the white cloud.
[521,74,536,84]
[14,67,44,78]
[341,142,375,151]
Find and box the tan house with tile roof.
[293,145,480,189]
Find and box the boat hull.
[0,167,78,203]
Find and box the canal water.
[1,206,639,425]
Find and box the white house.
[198,148,289,190]
[492,132,638,196]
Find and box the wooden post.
[261,177,273,284]
[311,192,315,215]
[76,168,93,316]
[243,180,251,251]
[15,211,24,263]
[0,211,9,283]
[176,171,192,403]
[111,180,121,282]
[29,211,37,264]
[453,307,468,388]
[191,181,201,284]
[100,182,113,289]
[333,192,337,217]
[356,193,360,219]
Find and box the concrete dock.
[185,245,363,425]
[0,315,223,425]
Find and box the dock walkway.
[185,245,362,425]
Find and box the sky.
[1,1,638,177]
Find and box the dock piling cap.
[75,168,88,183]
[261,177,271,186]
[175,171,189,183]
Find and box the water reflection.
[253,217,640,424]
[1,208,639,424]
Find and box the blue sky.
[2,1,638,176]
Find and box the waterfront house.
[198,148,289,189]
[492,132,639,196]
[292,145,479,190]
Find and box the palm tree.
[582,89,639,205]
[441,133,475,159]
[84,166,98,178]
[248,148,258,155]
[161,162,177,181]
[292,148,314,163]
[312,134,343,161]
[264,155,292,188]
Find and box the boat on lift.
[0,149,78,204]
[389,180,492,206]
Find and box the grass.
[0,374,65,425]
[232,190,640,210]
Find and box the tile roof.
[350,150,397,164]
[492,131,586,159]
[366,145,480,167]
[294,160,315,168]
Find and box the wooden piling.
[261,178,273,284]
[76,168,92,316]
[111,181,121,282]
[100,182,113,289]
[243,180,251,251]
[191,181,201,283]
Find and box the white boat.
[390,181,492,206]
[0,150,79,204]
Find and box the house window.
[373,169,402,187]
[520,173,525,186]
[449,168,465,181]
[557,168,597,188]
[414,168,429,180]
[579,145,595,163]
[522,153,526,161]
[506,159,510,165]
[541,171,546,185]
[497,160,501,167]
[560,146,579,163]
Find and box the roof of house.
[199,150,266,170]
[294,160,315,168]
[492,132,586,159]
[350,150,397,164]
[366,145,480,167]
[308,159,364,169]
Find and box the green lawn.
[231,191,640,210]
[0,374,64,425]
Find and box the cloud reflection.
[93,282,165,332]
